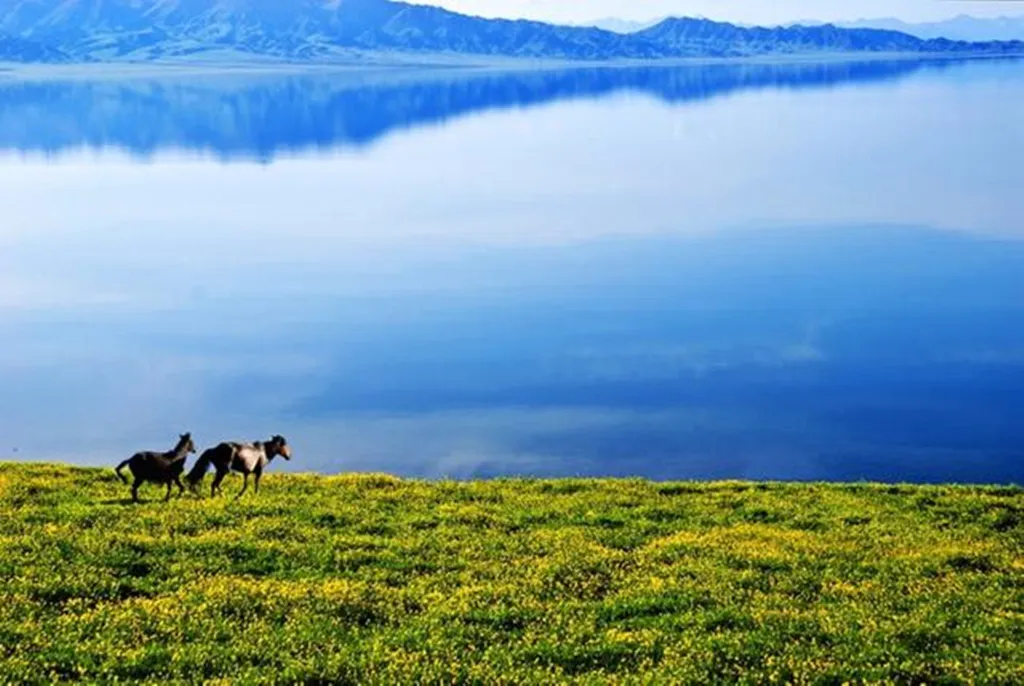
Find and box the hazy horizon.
[410,1,1024,26]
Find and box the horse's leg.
[211,469,226,498]
[236,473,249,500]
[164,482,172,503]
[131,478,142,504]
[253,468,262,495]
[175,475,186,497]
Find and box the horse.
[115,433,196,503]
[186,435,291,499]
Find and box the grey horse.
[186,435,291,499]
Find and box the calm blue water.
[1,58,1022,483]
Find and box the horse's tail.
[185,447,218,489]
[115,459,132,484]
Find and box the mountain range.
[838,15,1024,42]
[581,15,1024,43]
[574,18,666,35]
[0,0,1022,64]
[0,31,71,62]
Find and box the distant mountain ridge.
[0,0,1022,63]
[838,15,1024,42]
[573,17,666,35]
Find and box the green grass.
[0,463,1021,684]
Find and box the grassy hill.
[0,463,1021,683]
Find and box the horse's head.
[269,434,291,460]
[179,433,197,455]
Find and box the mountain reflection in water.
[0,58,968,159]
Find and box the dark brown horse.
[186,435,291,499]
[116,433,196,503]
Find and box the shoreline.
[2,50,1022,82]
[3,462,1021,488]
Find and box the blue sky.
[412,1,1024,25]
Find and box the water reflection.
[1,57,1022,484]
[2,225,1023,483]
[0,58,974,159]
[283,226,1024,483]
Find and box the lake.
[1,57,1022,483]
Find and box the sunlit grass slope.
[0,463,1021,684]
